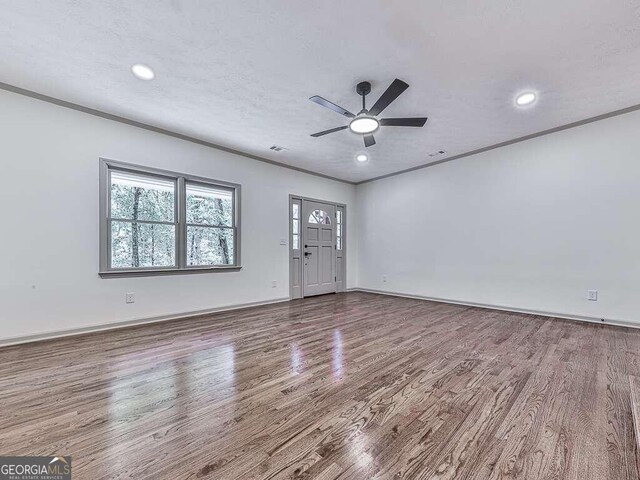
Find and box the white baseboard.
[4,289,637,348]
[0,297,291,348]
[353,287,640,330]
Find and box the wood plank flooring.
[1,292,640,479]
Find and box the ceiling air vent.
[269,145,287,152]
[428,150,447,158]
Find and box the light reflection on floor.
[333,329,344,380]
[105,341,236,475]
[290,342,304,375]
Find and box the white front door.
[302,200,336,296]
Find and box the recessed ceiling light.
[356,154,368,163]
[349,116,379,134]
[131,64,155,80]
[515,92,537,107]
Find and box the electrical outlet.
[125,292,135,304]
[271,280,278,288]
[587,290,598,301]
[382,275,387,283]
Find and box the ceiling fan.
[309,79,428,148]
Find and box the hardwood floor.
[1,292,640,479]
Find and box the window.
[100,159,240,276]
[308,209,331,225]
[291,202,300,250]
[186,182,235,266]
[336,209,342,250]
[110,170,177,268]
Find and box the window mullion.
[177,176,187,269]
[185,223,234,229]
[109,217,176,226]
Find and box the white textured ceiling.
[1,1,640,183]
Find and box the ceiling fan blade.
[368,79,410,116]
[310,125,348,137]
[364,134,376,147]
[309,96,355,118]
[380,117,428,127]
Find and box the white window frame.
[99,158,241,277]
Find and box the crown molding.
[0,82,356,185]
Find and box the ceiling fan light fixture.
[515,91,537,107]
[131,64,155,80]
[349,116,379,134]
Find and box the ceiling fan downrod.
[356,81,371,113]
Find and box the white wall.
[4,86,640,343]
[357,109,640,324]
[0,89,357,342]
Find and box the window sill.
[99,266,242,278]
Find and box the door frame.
[289,194,346,299]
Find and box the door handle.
[304,252,312,257]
